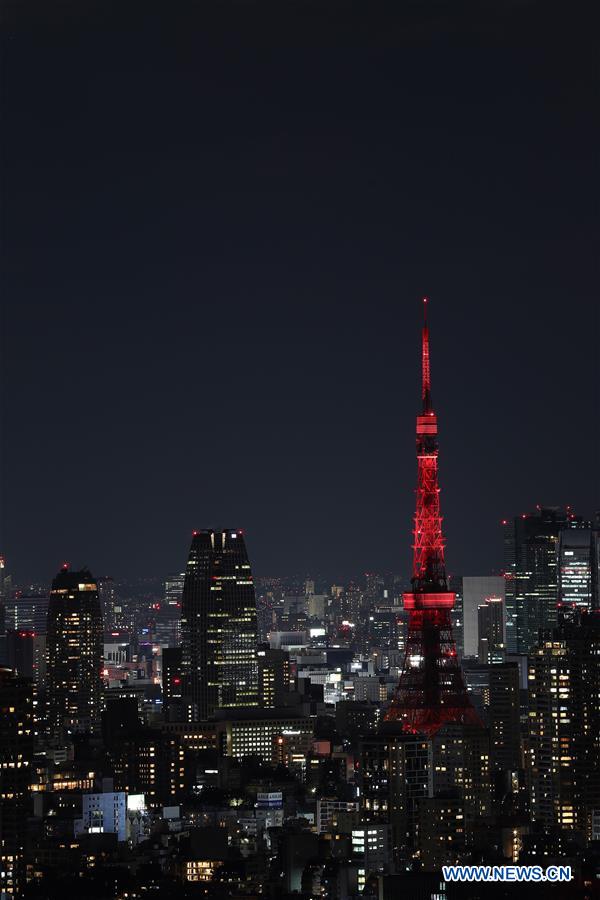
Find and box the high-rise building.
[351,824,389,886]
[416,796,466,869]
[257,644,291,708]
[527,613,600,842]
[477,596,504,662]
[503,508,590,654]
[165,572,185,606]
[462,576,505,658]
[487,663,521,774]
[3,591,49,634]
[162,646,183,721]
[181,529,259,721]
[46,565,103,734]
[97,576,117,631]
[463,662,521,774]
[558,528,593,611]
[3,629,35,678]
[450,574,464,658]
[0,666,34,896]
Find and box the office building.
[46,565,103,734]
[214,707,312,762]
[477,595,504,662]
[558,528,593,611]
[503,508,589,654]
[417,796,466,870]
[165,572,185,606]
[462,576,505,658]
[162,646,183,721]
[156,572,184,647]
[3,592,49,634]
[360,732,430,864]
[351,823,388,888]
[450,575,464,657]
[528,614,600,841]
[96,576,117,631]
[181,529,258,721]
[76,789,127,841]
[257,645,291,708]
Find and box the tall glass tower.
[46,565,103,734]
[558,528,593,611]
[503,508,590,653]
[181,529,259,721]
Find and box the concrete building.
[462,576,505,657]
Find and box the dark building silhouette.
[477,596,504,662]
[107,725,186,809]
[46,565,103,734]
[96,575,117,632]
[257,644,290,708]
[0,666,34,896]
[181,530,258,721]
[3,629,35,678]
[463,661,521,775]
[162,646,183,721]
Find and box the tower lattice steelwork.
[385,299,481,735]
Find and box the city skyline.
[1,4,599,896]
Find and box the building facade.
[46,566,103,734]
[528,614,600,841]
[181,530,259,721]
[503,508,589,654]
[0,667,34,896]
[558,528,593,611]
[462,575,505,658]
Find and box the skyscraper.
[462,575,505,658]
[477,596,504,662]
[165,571,185,606]
[503,508,590,654]
[3,591,49,634]
[558,527,593,611]
[96,575,117,631]
[528,613,600,841]
[46,565,103,734]
[162,646,183,722]
[181,529,259,721]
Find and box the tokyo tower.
[385,298,481,735]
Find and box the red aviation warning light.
[385,299,482,736]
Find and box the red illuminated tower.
[385,299,481,735]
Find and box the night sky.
[2,1,598,586]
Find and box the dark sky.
[1,1,598,586]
